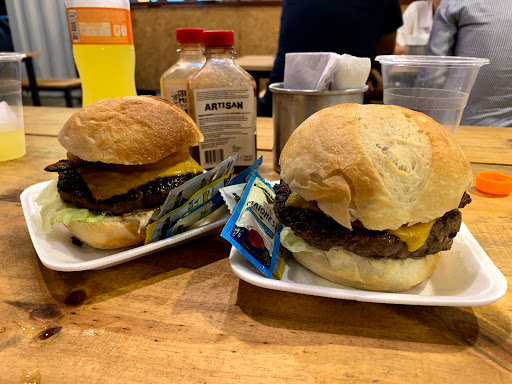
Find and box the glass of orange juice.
[0,53,25,162]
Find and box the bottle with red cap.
[160,28,205,114]
[188,30,257,170]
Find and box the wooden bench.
[21,78,82,107]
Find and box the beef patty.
[274,180,471,260]
[46,159,201,215]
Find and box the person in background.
[257,0,403,117]
[394,0,442,55]
[0,2,14,52]
[426,0,512,127]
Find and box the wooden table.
[1,106,511,383]
[236,55,275,96]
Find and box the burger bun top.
[58,96,204,165]
[279,104,472,231]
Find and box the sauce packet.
[167,158,264,236]
[225,156,262,187]
[220,183,246,214]
[221,171,285,279]
[145,154,238,243]
[219,155,263,213]
[157,174,231,238]
[157,154,239,220]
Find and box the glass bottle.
[188,30,257,170]
[160,28,205,114]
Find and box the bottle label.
[166,86,189,113]
[67,7,133,45]
[193,87,256,168]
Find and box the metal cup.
[269,82,368,173]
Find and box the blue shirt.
[427,0,512,127]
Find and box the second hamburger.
[274,104,473,292]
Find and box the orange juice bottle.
[65,0,137,106]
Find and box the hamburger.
[274,104,473,292]
[37,96,204,249]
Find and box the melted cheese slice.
[387,220,436,252]
[285,192,321,212]
[78,150,203,201]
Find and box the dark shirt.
[258,0,403,116]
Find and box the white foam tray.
[21,181,229,271]
[230,223,507,306]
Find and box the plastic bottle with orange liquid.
[65,0,137,106]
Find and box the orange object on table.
[475,171,512,196]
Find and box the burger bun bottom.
[281,228,440,292]
[65,220,145,249]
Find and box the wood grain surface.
[258,117,512,166]
[236,55,275,72]
[0,106,510,383]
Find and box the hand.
[366,68,383,100]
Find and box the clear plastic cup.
[0,53,25,162]
[375,55,489,134]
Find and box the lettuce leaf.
[280,227,345,254]
[35,180,106,233]
[279,227,320,253]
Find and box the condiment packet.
[221,171,285,279]
[145,154,239,243]
[158,174,232,238]
[145,155,263,243]
[226,155,263,186]
[157,154,239,220]
[167,157,264,236]
[220,183,246,214]
[219,155,264,213]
